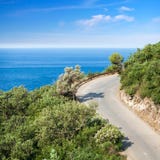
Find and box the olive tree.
[56,65,84,98]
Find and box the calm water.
[0,48,136,91]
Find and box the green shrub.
[0,71,125,160]
[121,42,160,104]
[95,124,124,144]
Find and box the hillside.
[0,83,124,159]
[121,42,160,105]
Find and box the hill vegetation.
[0,67,125,160]
[121,42,160,104]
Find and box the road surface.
[76,74,160,160]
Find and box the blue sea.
[0,48,136,91]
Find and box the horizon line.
[0,46,137,49]
[0,44,138,49]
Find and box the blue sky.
[0,0,160,48]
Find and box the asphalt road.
[76,74,160,160]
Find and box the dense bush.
[95,124,124,145]
[121,42,160,104]
[0,84,125,160]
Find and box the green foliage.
[67,146,103,160]
[95,124,124,145]
[0,86,29,121]
[106,53,124,74]
[34,102,95,147]
[139,61,160,104]
[109,53,124,65]
[0,73,125,159]
[105,65,119,74]
[121,42,160,104]
[56,65,84,98]
[45,148,59,160]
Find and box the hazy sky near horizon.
[0,0,160,48]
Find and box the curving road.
[76,74,160,160]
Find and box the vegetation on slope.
[121,42,160,104]
[0,66,125,160]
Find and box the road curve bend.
[76,74,160,160]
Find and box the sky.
[0,0,160,48]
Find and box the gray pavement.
[76,74,160,160]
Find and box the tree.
[56,65,84,98]
[109,52,124,73]
[106,53,124,74]
[109,53,124,66]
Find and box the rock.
[120,90,160,133]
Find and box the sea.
[0,48,136,91]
